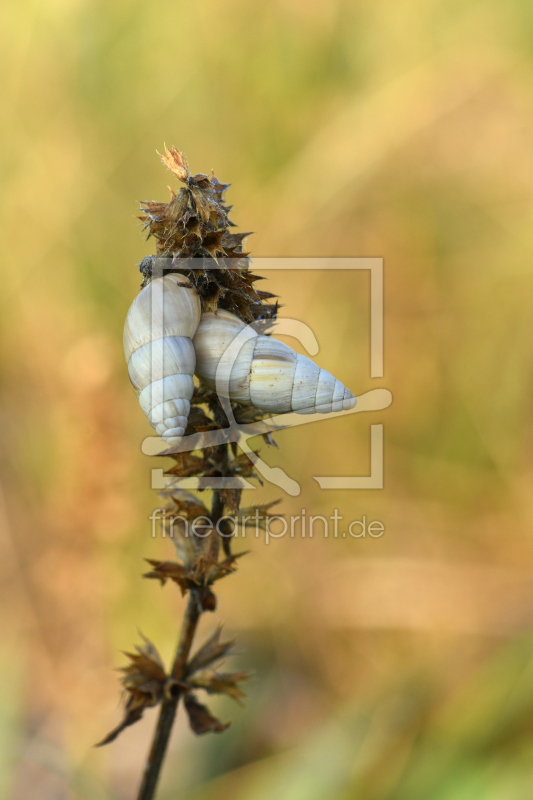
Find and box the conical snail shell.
[193,309,357,414]
[124,274,201,446]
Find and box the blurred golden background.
[2,0,533,797]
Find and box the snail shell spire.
[193,309,356,415]
[124,273,201,447]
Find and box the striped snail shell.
[124,273,201,446]
[193,309,356,414]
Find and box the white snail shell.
[193,309,356,415]
[124,274,201,446]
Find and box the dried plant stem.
[136,488,225,800]
[110,149,277,798]
[136,592,199,800]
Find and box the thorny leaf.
[164,446,227,479]
[143,559,217,611]
[164,452,207,478]
[139,146,277,324]
[188,544,244,588]
[205,551,248,586]
[201,229,226,259]
[164,447,258,484]
[96,635,168,747]
[184,694,230,735]
[162,510,234,577]
[143,559,188,588]
[186,627,236,675]
[143,547,247,604]
[188,670,250,703]
[95,704,145,747]
[237,500,283,529]
[159,486,209,521]
[122,635,166,684]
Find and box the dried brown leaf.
[95,704,145,747]
[162,487,209,520]
[165,452,207,478]
[143,559,188,591]
[187,627,236,675]
[122,635,166,684]
[97,636,168,746]
[188,669,250,703]
[237,500,282,529]
[184,694,230,735]
[208,551,248,584]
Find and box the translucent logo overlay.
[140,258,391,496]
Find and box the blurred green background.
[2,0,533,797]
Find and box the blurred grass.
[2,0,533,797]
